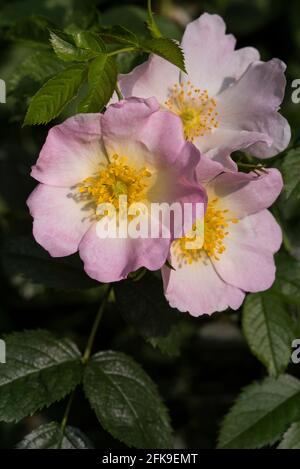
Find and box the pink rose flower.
[161,157,283,316]
[27,97,206,283]
[118,13,290,169]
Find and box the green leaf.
[83,351,172,448]
[142,38,186,72]
[273,251,300,305]
[77,54,117,113]
[278,421,300,449]
[50,31,98,62]
[97,26,185,73]
[0,330,82,422]
[73,31,106,53]
[17,422,93,449]
[0,235,98,290]
[282,148,300,200]
[242,291,295,376]
[97,21,185,72]
[218,375,300,449]
[98,25,139,46]
[114,272,180,338]
[24,63,87,125]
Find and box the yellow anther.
[172,198,239,266]
[165,82,219,141]
[77,155,152,213]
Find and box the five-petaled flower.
[161,158,283,316]
[27,97,205,283]
[118,13,290,170]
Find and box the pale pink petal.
[181,13,259,97]
[27,184,94,257]
[195,155,225,183]
[102,97,159,142]
[181,13,236,96]
[245,113,291,158]
[219,59,287,113]
[238,209,282,253]
[102,98,191,168]
[213,210,281,292]
[101,98,161,168]
[79,222,170,283]
[31,114,105,187]
[119,54,180,103]
[219,46,260,90]
[144,143,206,240]
[196,127,271,168]
[137,109,187,167]
[150,170,207,240]
[216,59,290,157]
[208,168,283,217]
[162,254,245,316]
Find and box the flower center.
[165,82,219,141]
[78,154,152,210]
[172,197,238,266]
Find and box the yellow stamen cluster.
[78,154,151,210]
[173,197,239,267]
[165,81,219,141]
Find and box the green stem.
[82,285,112,364]
[61,390,75,432]
[115,84,123,101]
[147,0,153,15]
[60,286,111,431]
[108,47,136,56]
[147,0,162,38]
